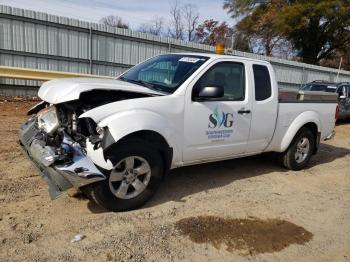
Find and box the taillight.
[335,105,340,120]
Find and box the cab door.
[245,63,278,153]
[183,60,252,163]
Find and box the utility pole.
[335,57,343,83]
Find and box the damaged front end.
[19,86,161,199]
[19,105,106,199]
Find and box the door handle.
[237,109,251,115]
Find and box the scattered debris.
[70,234,86,243]
[0,95,39,103]
[22,233,36,244]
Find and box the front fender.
[92,110,181,165]
[279,111,321,152]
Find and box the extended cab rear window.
[253,64,272,101]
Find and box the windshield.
[301,83,337,93]
[119,54,209,94]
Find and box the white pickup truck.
[19,53,338,211]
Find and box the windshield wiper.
[119,77,152,87]
[119,77,169,94]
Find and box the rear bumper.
[19,119,106,199]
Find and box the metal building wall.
[229,50,350,89]
[1,4,350,96]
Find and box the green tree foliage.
[223,0,264,17]
[224,0,350,65]
[275,0,350,64]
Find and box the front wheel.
[87,140,164,212]
[280,127,315,171]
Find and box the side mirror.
[194,86,224,101]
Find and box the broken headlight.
[37,106,59,135]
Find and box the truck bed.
[279,88,338,103]
[266,89,338,153]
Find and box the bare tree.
[99,15,129,29]
[139,17,165,36]
[169,1,184,40]
[182,4,199,42]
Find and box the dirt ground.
[0,96,349,262]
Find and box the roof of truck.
[172,52,271,64]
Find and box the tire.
[87,139,164,212]
[279,127,315,171]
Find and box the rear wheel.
[87,140,164,212]
[280,127,315,171]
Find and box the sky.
[0,0,235,30]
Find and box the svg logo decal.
[206,106,234,140]
[208,106,233,128]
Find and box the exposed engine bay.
[30,90,151,152]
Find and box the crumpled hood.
[38,78,164,104]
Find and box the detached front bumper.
[19,119,106,199]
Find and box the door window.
[253,64,272,101]
[193,62,245,101]
[312,84,327,91]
